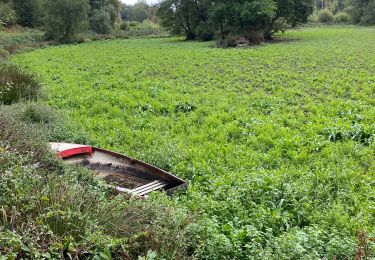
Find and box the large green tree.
[44,0,90,42]
[89,0,120,33]
[157,0,205,40]
[157,0,314,42]
[264,0,314,39]
[211,0,277,38]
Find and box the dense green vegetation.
[11,26,375,258]
[0,62,193,258]
[0,106,192,259]
[2,0,375,45]
[0,63,41,104]
[156,0,375,43]
[0,0,163,42]
[309,0,375,25]
[157,0,314,42]
[0,29,42,48]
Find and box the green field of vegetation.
[0,29,42,47]
[11,26,375,258]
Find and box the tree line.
[0,0,165,42]
[0,0,121,41]
[120,1,159,23]
[156,0,315,44]
[157,0,375,44]
[1,0,374,44]
[311,0,375,24]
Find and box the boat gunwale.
[50,143,187,195]
[93,146,186,185]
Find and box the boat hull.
[50,143,187,196]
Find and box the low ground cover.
[11,26,375,258]
[0,29,44,60]
[0,29,42,47]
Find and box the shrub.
[308,12,319,23]
[334,12,350,23]
[0,63,42,105]
[0,48,9,60]
[120,21,129,31]
[118,20,162,37]
[272,18,289,34]
[0,108,61,171]
[318,9,334,24]
[129,21,140,27]
[1,102,90,144]
[89,9,112,34]
[0,2,17,27]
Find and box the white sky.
[120,0,158,5]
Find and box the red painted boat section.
[58,146,93,158]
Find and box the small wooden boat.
[50,143,187,197]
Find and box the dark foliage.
[12,0,42,27]
[43,0,90,42]
[157,0,314,44]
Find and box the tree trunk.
[220,19,224,40]
[185,14,195,40]
[264,17,277,40]
[176,9,193,40]
[62,23,72,42]
[186,28,195,40]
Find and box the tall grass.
[0,29,43,48]
[0,63,42,105]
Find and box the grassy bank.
[0,29,44,60]
[10,26,375,258]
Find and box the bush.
[0,108,62,171]
[318,9,334,24]
[0,2,17,27]
[1,102,90,144]
[120,21,129,31]
[334,12,350,23]
[308,12,319,23]
[129,21,140,27]
[0,63,42,105]
[89,9,112,34]
[0,48,9,60]
[119,20,161,37]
